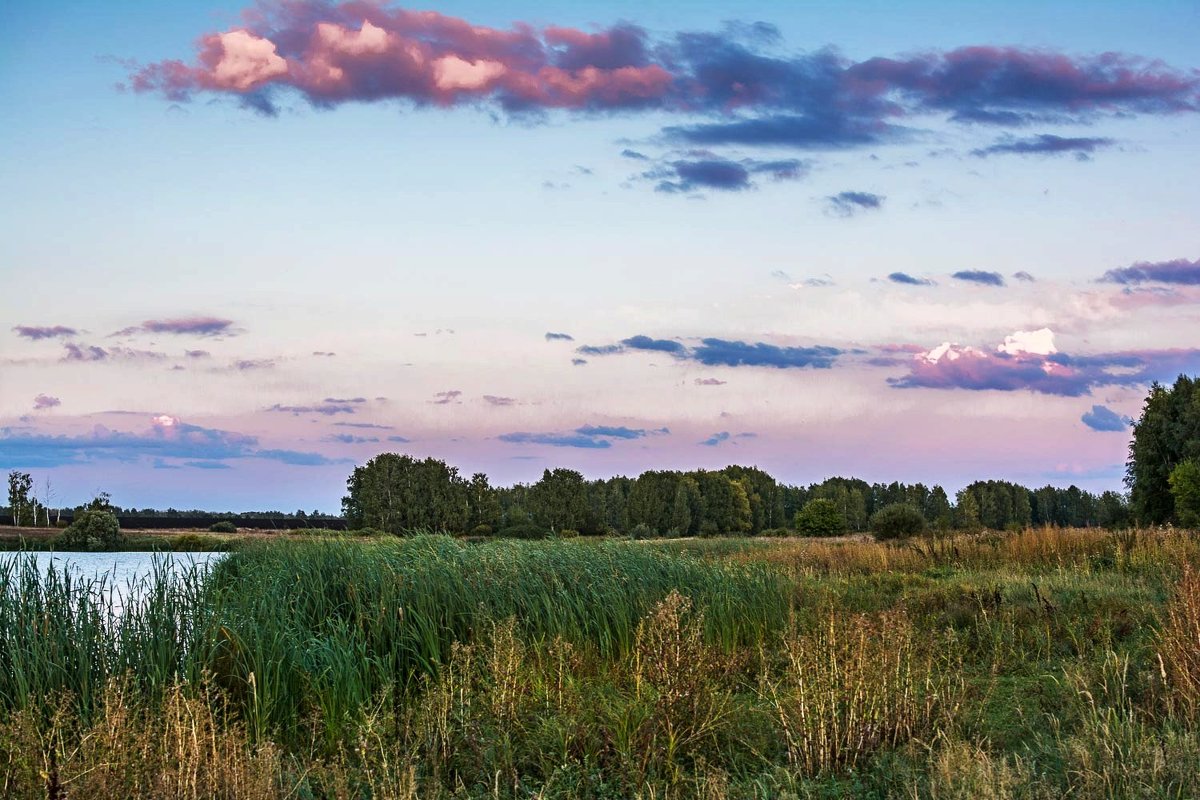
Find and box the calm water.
[3,551,223,586]
[1,552,225,615]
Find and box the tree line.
[341,454,1134,538]
[8,375,1197,537]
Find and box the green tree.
[1097,490,1131,530]
[466,472,502,533]
[7,471,32,526]
[528,468,589,532]
[670,476,700,536]
[794,498,845,537]
[924,486,953,531]
[1127,376,1200,524]
[342,454,470,534]
[954,489,982,531]
[1169,460,1200,528]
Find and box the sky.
[1,1,1199,512]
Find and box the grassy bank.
[1,529,1198,798]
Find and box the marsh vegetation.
[2,527,1199,798]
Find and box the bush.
[870,503,928,540]
[794,499,846,537]
[352,527,385,537]
[495,522,549,540]
[630,523,657,540]
[470,524,493,537]
[698,520,720,538]
[208,521,237,534]
[57,511,123,551]
[557,528,580,538]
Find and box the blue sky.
[1,1,1198,511]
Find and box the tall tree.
[1127,376,1200,524]
[342,454,470,533]
[528,468,589,532]
[7,471,32,527]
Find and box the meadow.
[1,528,1198,799]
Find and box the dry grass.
[768,610,962,776]
[1157,565,1200,721]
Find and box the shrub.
[208,521,237,534]
[794,499,846,537]
[495,522,549,540]
[699,520,720,538]
[470,524,493,537]
[57,510,123,551]
[630,522,657,540]
[352,527,385,537]
[557,528,580,539]
[870,503,927,540]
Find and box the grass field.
[1,528,1198,798]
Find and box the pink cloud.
[889,331,1200,396]
[131,4,1195,130]
[33,394,61,411]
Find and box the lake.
[0,551,225,615]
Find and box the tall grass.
[2,528,1198,798]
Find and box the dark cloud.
[324,396,367,404]
[577,344,625,356]
[971,133,1115,159]
[1100,258,1200,286]
[621,335,686,354]
[691,338,841,369]
[113,317,236,337]
[0,418,342,469]
[545,332,575,341]
[825,191,884,216]
[13,325,77,341]
[483,395,517,406]
[185,349,211,358]
[621,149,650,160]
[232,358,275,371]
[499,432,614,449]
[888,271,935,286]
[1081,405,1132,432]
[576,335,842,370]
[33,394,61,411]
[700,432,731,447]
[333,422,393,430]
[694,377,727,386]
[575,425,655,440]
[1013,271,1036,282]
[182,461,233,470]
[267,402,358,416]
[312,351,337,357]
[386,435,412,443]
[61,343,166,362]
[500,424,663,449]
[952,270,1006,287]
[572,358,588,366]
[326,433,380,444]
[430,390,463,405]
[652,157,808,194]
